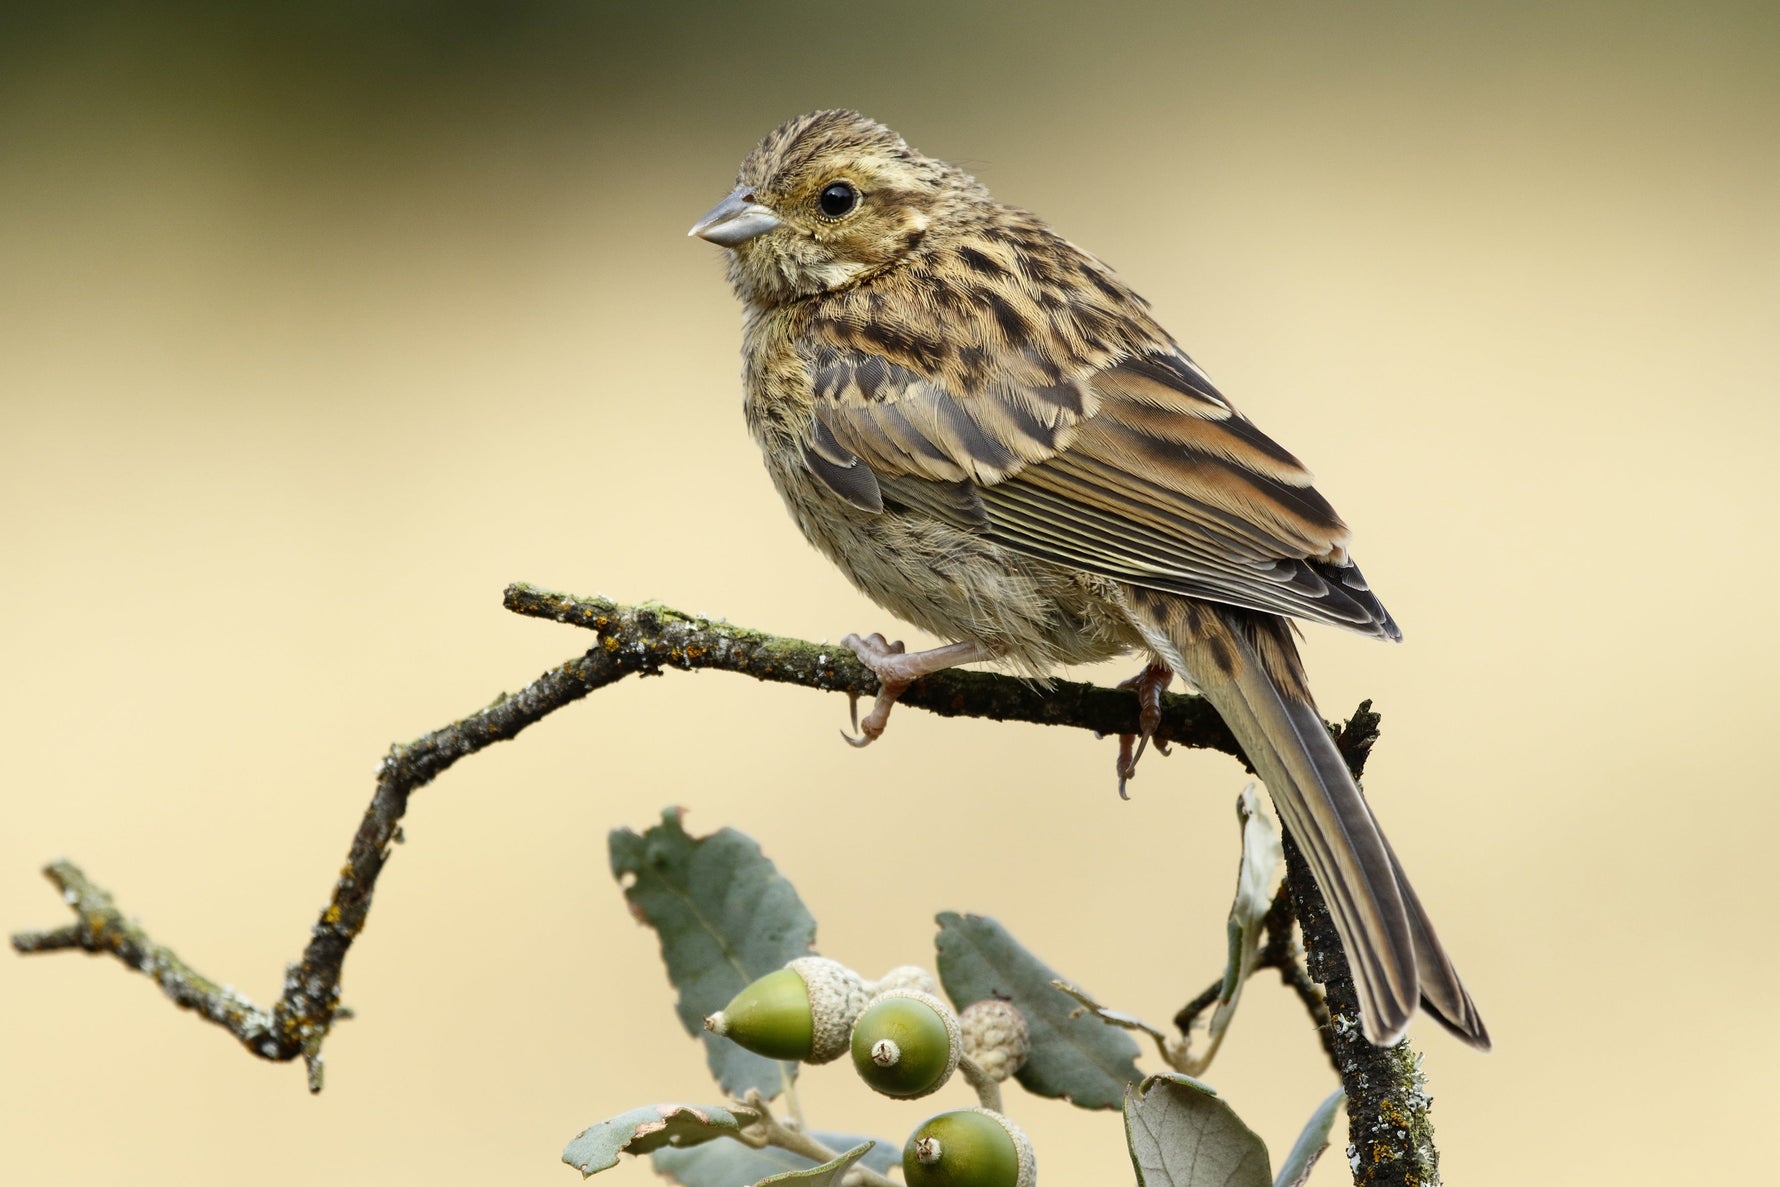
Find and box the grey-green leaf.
[562,1103,756,1177]
[1125,1072,1271,1187]
[1183,785,1282,1074]
[934,911,1142,1110]
[653,1132,895,1187]
[814,1133,899,1177]
[758,1141,875,1186]
[610,808,819,1098]
[654,1139,795,1187]
[1273,1089,1343,1187]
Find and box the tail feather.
[1381,832,1492,1049]
[1137,594,1488,1049]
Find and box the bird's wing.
[800,336,1400,640]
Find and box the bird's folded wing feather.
[800,334,1400,640]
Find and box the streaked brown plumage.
[691,110,1488,1051]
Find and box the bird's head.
[690,110,961,306]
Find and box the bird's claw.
[1114,662,1174,798]
[839,633,909,749]
[841,690,885,748]
[839,700,893,748]
[1115,733,1147,800]
[1115,748,1140,798]
[836,632,987,750]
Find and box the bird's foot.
[842,633,907,747]
[1114,662,1174,798]
[840,633,988,748]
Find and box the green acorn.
[704,956,867,1063]
[850,988,962,1099]
[903,1108,1036,1187]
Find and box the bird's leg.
[1115,662,1174,798]
[840,633,990,748]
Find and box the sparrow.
[689,110,1488,1051]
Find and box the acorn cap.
[959,999,1030,1082]
[870,964,941,997]
[791,956,869,1063]
[903,1108,1036,1187]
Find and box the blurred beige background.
[3,3,1775,1184]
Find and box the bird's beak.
[688,188,782,247]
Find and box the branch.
[10,583,1245,1090]
[1170,879,1336,1066]
[500,583,1244,753]
[1281,703,1443,1187]
[734,1090,898,1187]
[13,584,1445,1186]
[12,860,289,1051]
[1253,881,1338,1061]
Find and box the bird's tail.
[1130,591,1489,1049]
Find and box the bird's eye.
[817,181,860,218]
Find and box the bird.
[688,109,1488,1051]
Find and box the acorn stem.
[734,1088,899,1187]
[779,1066,805,1131]
[958,1053,1003,1113]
